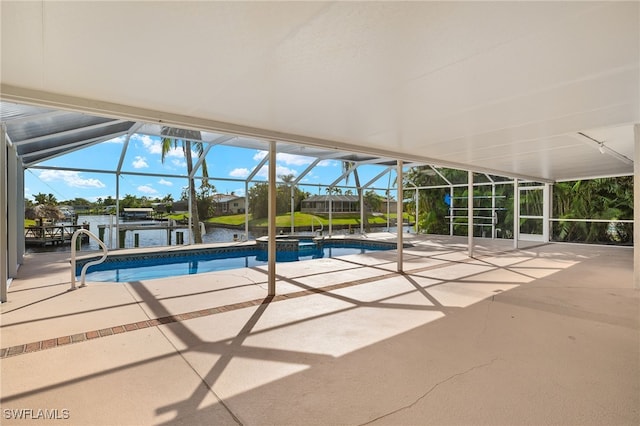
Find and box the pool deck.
[1,233,638,425]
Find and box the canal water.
[27,215,407,253]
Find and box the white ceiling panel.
[1,1,637,182]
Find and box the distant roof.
[123,208,154,212]
[303,195,359,202]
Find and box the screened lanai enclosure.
[1,100,637,303]
[1,1,639,303]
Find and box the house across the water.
[212,194,245,215]
[301,195,360,214]
[121,207,154,220]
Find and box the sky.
[24,134,403,203]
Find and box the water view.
[28,215,407,253]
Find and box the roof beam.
[363,166,393,189]
[328,165,358,188]
[293,158,321,185]
[116,122,143,174]
[246,151,269,182]
[189,135,236,178]
[0,84,554,183]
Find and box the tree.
[364,190,383,212]
[279,173,295,185]
[404,166,450,234]
[161,128,208,244]
[279,173,306,212]
[553,177,633,243]
[247,182,294,219]
[33,192,57,205]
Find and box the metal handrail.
[311,216,324,234]
[70,229,108,290]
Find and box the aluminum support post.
[634,124,639,290]
[245,181,249,240]
[17,162,25,264]
[290,185,295,234]
[7,141,18,277]
[360,191,364,234]
[268,141,277,296]
[543,183,551,243]
[1,126,8,302]
[329,197,332,235]
[468,171,474,258]
[397,161,403,272]
[513,178,519,249]
[115,174,120,248]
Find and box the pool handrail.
[70,228,108,290]
[311,216,324,235]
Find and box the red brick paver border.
[0,272,399,359]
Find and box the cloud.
[255,165,297,180]
[39,170,106,188]
[229,168,250,178]
[105,136,125,144]
[172,159,187,168]
[251,150,316,167]
[158,179,173,186]
[132,134,184,159]
[137,185,158,195]
[278,153,316,166]
[132,156,149,169]
[253,150,267,161]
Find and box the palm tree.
[279,173,295,186]
[160,127,208,244]
[33,192,57,205]
[342,161,370,231]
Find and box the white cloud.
[229,168,250,178]
[132,134,184,159]
[137,185,158,195]
[39,170,105,189]
[253,150,336,169]
[255,165,297,180]
[253,150,267,161]
[172,159,187,168]
[277,153,316,166]
[105,136,125,144]
[132,156,149,169]
[158,179,173,186]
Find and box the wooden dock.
[24,224,90,246]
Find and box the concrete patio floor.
[1,234,638,425]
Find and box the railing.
[311,216,324,235]
[549,218,634,245]
[70,229,108,290]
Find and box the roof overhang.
[1,1,638,182]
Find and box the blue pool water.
[79,240,396,282]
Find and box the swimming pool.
[77,238,401,282]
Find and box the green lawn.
[206,212,410,228]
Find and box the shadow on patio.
[1,237,638,425]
